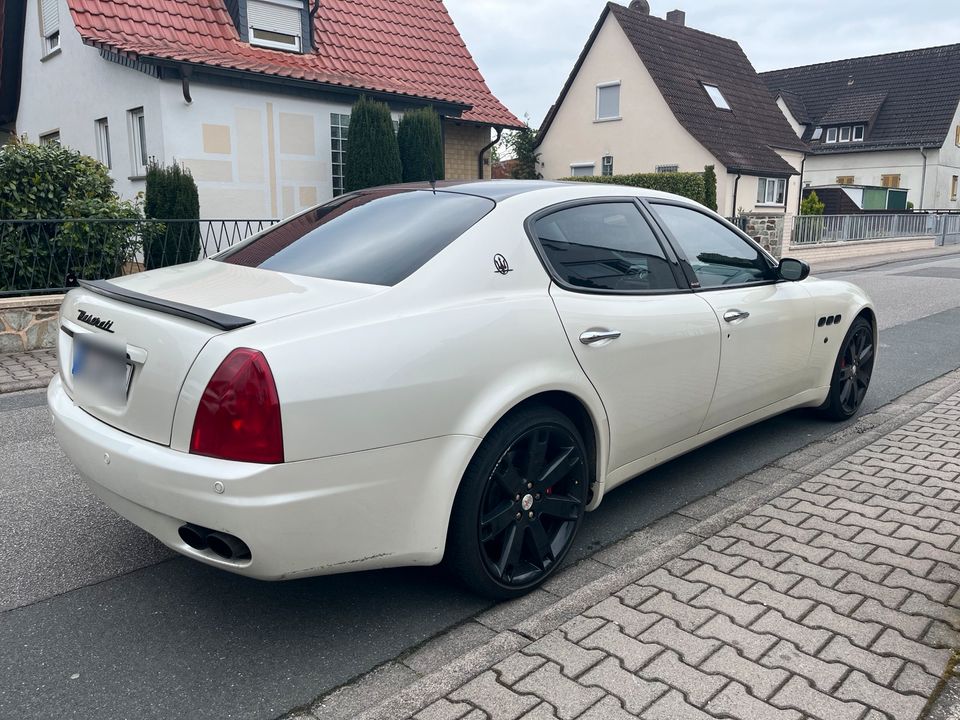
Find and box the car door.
[530,199,722,472]
[647,201,816,431]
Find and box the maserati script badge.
[493,254,513,275]
[77,309,116,333]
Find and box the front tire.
[820,316,875,421]
[445,406,589,599]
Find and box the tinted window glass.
[652,204,774,288]
[534,203,677,292]
[218,189,495,286]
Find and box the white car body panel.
[48,181,875,579]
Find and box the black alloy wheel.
[822,316,875,420]
[446,406,589,599]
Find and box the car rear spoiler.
[77,279,255,331]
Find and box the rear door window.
[218,189,495,286]
[533,202,678,292]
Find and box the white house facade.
[764,45,960,211]
[7,0,521,219]
[536,3,808,219]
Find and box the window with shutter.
[596,83,620,121]
[40,0,61,53]
[248,0,303,51]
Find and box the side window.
[533,203,678,292]
[651,204,774,288]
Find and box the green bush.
[345,96,402,192]
[505,123,542,180]
[398,107,444,183]
[143,160,201,269]
[563,171,707,204]
[800,190,825,216]
[703,165,718,212]
[0,137,141,293]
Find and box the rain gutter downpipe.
[731,172,742,218]
[479,126,503,180]
[919,146,928,210]
[796,154,806,214]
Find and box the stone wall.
[743,214,786,259]
[786,235,936,265]
[444,121,493,180]
[0,296,62,353]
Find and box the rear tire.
[820,316,875,421]
[444,405,589,600]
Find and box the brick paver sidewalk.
[387,394,960,720]
[0,349,57,393]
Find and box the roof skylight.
[702,83,731,110]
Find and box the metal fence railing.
[0,218,278,297]
[791,213,942,246]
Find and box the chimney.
[666,9,685,25]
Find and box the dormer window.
[248,0,303,52]
[825,127,838,143]
[839,126,852,142]
[811,127,823,140]
[853,125,865,141]
[702,84,731,110]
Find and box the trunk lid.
[58,260,384,445]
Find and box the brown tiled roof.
[538,3,806,177]
[66,0,522,128]
[762,44,960,153]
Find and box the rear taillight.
[190,348,284,464]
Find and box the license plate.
[72,333,133,407]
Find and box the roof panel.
[66,0,522,127]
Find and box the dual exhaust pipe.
[178,523,251,561]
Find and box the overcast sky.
[444,0,960,127]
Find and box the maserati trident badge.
[493,254,513,275]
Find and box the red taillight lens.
[190,348,284,464]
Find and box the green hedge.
[562,171,708,205]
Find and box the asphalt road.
[3,252,960,720]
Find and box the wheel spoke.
[494,524,524,580]
[537,446,580,488]
[525,429,549,481]
[538,494,580,521]
[526,520,554,570]
[858,343,873,364]
[493,460,524,496]
[840,378,854,404]
[480,501,516,542]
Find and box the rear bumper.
[48,375,480,580]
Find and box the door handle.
[579,329,622,345]
[723,309,750,323]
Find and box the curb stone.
[285,366,960,720]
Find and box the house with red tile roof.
[7,0,521,217]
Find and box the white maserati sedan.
[49,180,875,598]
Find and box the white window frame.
[853,125,865,141]
[595,82,621,122]
[951,175,958,202]
[40,0,60,55]
[330,112,349,197]
[39,130,60,146]
[702,83,731,110]
[128,107,148,177]
[570,163,596,178]
[756,177,786,206]
[95,117,111,169]
[601,155,614,177]
[825,127,838,143]
[247,0,303,52]
[839,126,852,143]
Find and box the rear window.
[218,189,495,286]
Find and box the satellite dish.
[629,0,651,14]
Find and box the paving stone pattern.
[409,395,960,720]
[0,349,57,393]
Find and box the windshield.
[217,189,495,286]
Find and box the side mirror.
[778,257,810,282]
